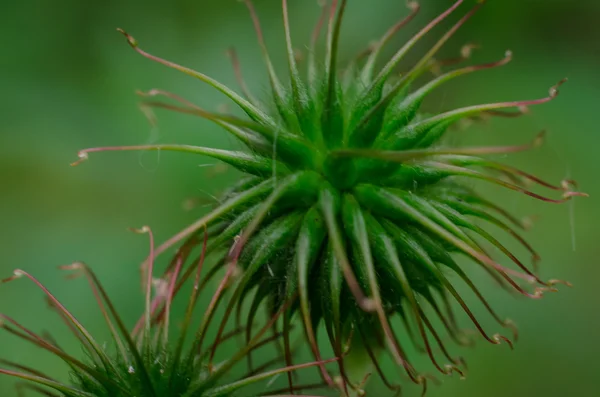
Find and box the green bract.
[60,0,585,395]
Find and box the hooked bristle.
[117,28,138,47]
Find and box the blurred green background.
[1,0,599,396]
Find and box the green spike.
[201,357,337,397]
[307,2,328,91]
[430,201,543,283]
[366,215,464,376]
[118,29,275,127]
[0,371,95,397]
[282,0,323,146]
[73,144,287,177]
[360,1,421,84]
[209,213,304,368]
[391,80,565,151]
[381,51,512,138]
[243,0,303,133]
[293,207,328,366]
[353,185,489,267]
[365,0,464,100]
[321,0,347,149]
[144,98,321,169]
[320,240,343,349]
[320,184,375,313]
[354,0,482,145]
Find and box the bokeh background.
[1,0,599,396]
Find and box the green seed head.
[62,0,586,395]
[0,229,335,396]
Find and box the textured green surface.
[1,0,599,396]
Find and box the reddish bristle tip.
[461,43,479,58]
[445,364,465,379]
[548,279,574,288]
[58,263,80,271]
[563,191,589,199]
[561,179,586,197]
[117,28,138,48]
[549,78,568,97]
[2,270,25,284]
[129,225,151,234]
[494,335,514,350]
[503,319,519,342]
[407,1,420,12]
[533,286,559,298]
[70,151,88,167]
[137,89,160,97]
[1,276,18,284]
[419,379,429,397]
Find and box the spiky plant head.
[69,0,586,395]
[0,226,336,396]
